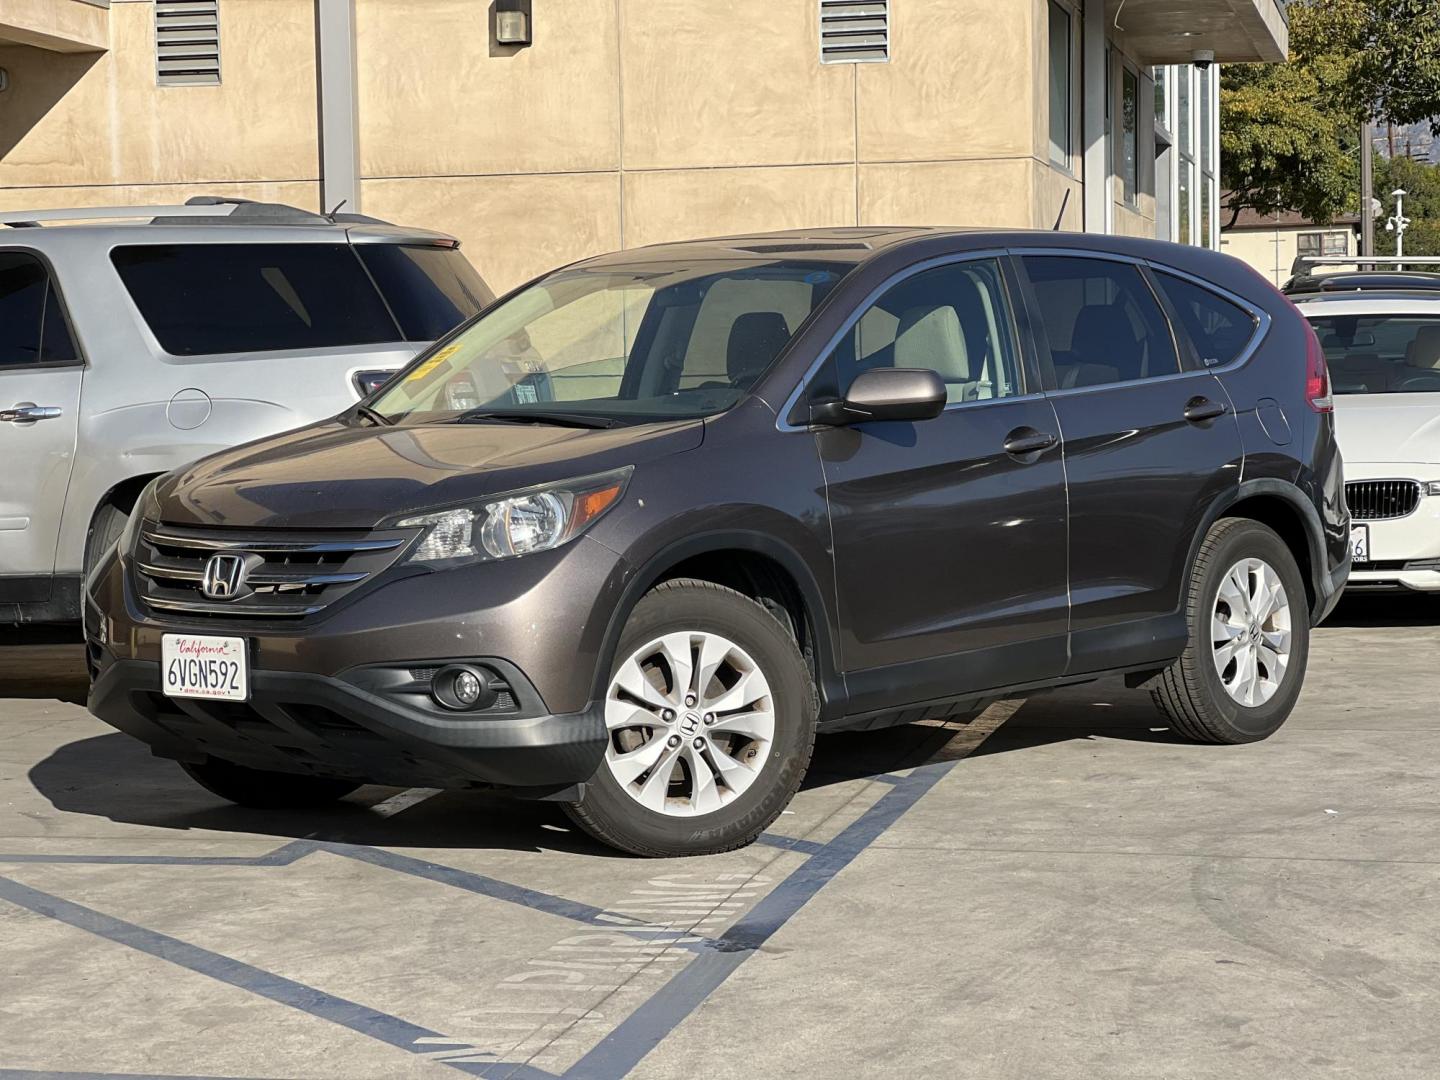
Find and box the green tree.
[1221,0,1440,225]
[1373,156,1440,257]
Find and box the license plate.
[161,634,249,702]
[1349,524,1370,562]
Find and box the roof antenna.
[326,198,348,222]
[1052,189,1071,231]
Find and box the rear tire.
[181,758,361,809]
[1152,518,1310,744]
[564,578,817,857]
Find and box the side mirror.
[812,368,947,426]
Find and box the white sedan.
[1297,293,1440,592]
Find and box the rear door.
[1017,253,1243,674]
[0,250,83,598]
[812,256,1070,712]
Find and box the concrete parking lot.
[1,596,1438,1080]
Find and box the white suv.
[1296,289,1440,593]
[0,197,491,624]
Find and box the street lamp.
[1386,188,1412,257]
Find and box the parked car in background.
[1293,286,1440,593]
[0,197,492,624]
[86,228,1348,857]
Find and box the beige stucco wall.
[0,0,1173,293]
[1221,224,1359,286]
[0,0,319,204]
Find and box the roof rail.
[1290,254,1440,275]
[0,204,240,228]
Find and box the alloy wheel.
[1211,557,1292,708]
[603,631,776,817]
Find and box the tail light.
[1245,265,1333,414]
[1302,321,1333,413]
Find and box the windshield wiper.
[456,409,624,430]
[353,404,393,427]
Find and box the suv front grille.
[1346,480,1421,521]
[134,524,413,619]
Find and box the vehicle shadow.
[0,643,88,705]
[25,681,1181,854]
[1322,592,1440,628]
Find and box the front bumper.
[84,532,630,792]
[88,658,606,793]
[1345,464,1440,592]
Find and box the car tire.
[181,758,361,809]
[564,578,818,857]
[85,501,130,582]
[1151,517,1310,744]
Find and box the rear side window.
[0,251,80,367]
[1023,256,1179,388]
[1153,271,1257,366]
[356,245,494,342]
[111,244,402,356]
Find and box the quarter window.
[1023,256,1179,387]
[1153,272,1256,367]
[0,252,79,368]
[829,259,1021,405]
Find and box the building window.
[1048,2,1072,165]
[1199,65,1215,247]
[1298,232,1350,258]
[1121,66,1139,206]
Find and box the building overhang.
[0,0,108,54]
[1109,0,1289,65]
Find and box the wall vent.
[155,0,221,86]
[820,0,890,64]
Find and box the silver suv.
[0,197,492,624]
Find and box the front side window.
[0,251,79,368]
[1048,2,1072,165]
[111,244,403,356]
[372,260,849,423]
[1307,315,1440,395]
[826,259,1021,405]
[1154,272,1257,366]
[1024,256,1180,388]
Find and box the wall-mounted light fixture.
[0,68,10,94]
[495,0,533,47]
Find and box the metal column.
[316,0,360,214]
[1082,0,1109,234]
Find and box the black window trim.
[1009,248,1270,398]
[775,249,1043,432]
[0,246,87,374]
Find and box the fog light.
[431,665,497,711]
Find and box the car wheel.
[181,758,361,809]
[564,578,818,857]
[1151,517,1310,744]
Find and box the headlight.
[397,467,632,565]
[1428,481,1440,497]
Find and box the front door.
[811,257,1069,714]
[0,251,83,604]
[1017,253,1244,674]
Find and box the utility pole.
[1387,189,1412,257]
[1361,123,1375,260]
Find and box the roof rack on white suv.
[0,196,390,229]
[1291,255,1440,275]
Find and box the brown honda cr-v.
[86,228,1350,856]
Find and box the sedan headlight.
[397,467,632,565]
[1428,481,1440,497]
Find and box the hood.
[1334,395,1440,465]
[157,418,705,529]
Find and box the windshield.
[371,259,849,423]
[1307,314,1440,395]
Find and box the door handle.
[0,402,62,424]
[1183,397,1228,423]
[1003,428,1058,457]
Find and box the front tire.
[564,579,817,857]
[182,758,361,809]
[1152,518,1310,744]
